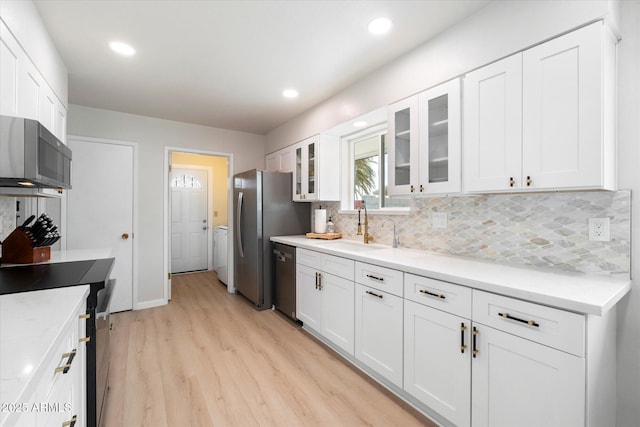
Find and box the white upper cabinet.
[293,134,340,202]
[388,96,420,195]
[0,22,20,117]
[418,78,461,194]
[388,79,461,196]
[464,21,616,192]
[0,20,68,145]
[522,22,615,191]
[266,146,294,173]
[463,54,523,192]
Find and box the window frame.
[340,123,411,215]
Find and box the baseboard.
[135,298,167,310]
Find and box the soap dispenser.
[326,216,335,234]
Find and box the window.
[343,127,410,211]
[171,173,202,188]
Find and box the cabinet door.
[296,264,321,331]
[404,300,470,427]
[522,22,604,190]
[0,21,20,116]
[293,143,304,200]
[320,272,354,355]
[471,325,585,427]
[463,54,523,192]
[40,82,56,133]
[388,96,420,195]
[18,56,42,121]
[355,284,403,387]
[418,78,461,194]
[266,153,280,172]
[305,137,318,200]
[279,148,294,173]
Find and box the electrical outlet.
[433,212,448,229]
[589,218,610,241]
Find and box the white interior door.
[171,168,208,273]
[67,138,134,313]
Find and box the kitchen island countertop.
[0,285,89,426]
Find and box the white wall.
[0,0,68,106]
[67,104,265,304]
[265,1,640,425]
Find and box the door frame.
[66,134,139,309]
[170,163,214,272]
[164,147,234,303]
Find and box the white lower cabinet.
[355,284,403,388]
[296,250,355,355]
[471,325,584,427]
[294,248,615,427]
[404,299,471,427]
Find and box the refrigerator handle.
[236,191,244,258]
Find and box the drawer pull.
[366,290,383,299]
[419,289,445,299]
[460,323,467,353]
[62,415,77,427]
[498,312,540,328]
[55,349,77,374]
[366,274,384,282]
[472,327,479,358]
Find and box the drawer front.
[355,262,403,297]
[404,273,472,319]
[321,253,355,281]
[472,290,585,357]
[36,320,78,401]
[297,248,323,270]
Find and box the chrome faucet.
[382,219,399,248]
[356,201,372,244]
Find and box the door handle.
[121,233,129,239]
[202,226,207,231]
[236,191,244,258]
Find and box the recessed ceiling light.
[283,89,299,99]
[109,41,136,56]
[353,121,368,128]
[368,17,392,35]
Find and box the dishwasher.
[272,243,297,321]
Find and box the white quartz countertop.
[271,235,631,316]
[1,248,113,268]
[0,285,89,423]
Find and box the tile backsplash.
[0,197,16,242]
[313,190,631,277]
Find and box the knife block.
[1,228,51,264]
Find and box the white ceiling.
[34,0,491,135]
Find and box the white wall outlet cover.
[433,212,448,229]
[588,217,610,241]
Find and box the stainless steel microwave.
[0,115,72,189]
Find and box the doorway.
[165,149,233,301]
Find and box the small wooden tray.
[306,232,342,240]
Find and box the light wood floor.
[103,271,437,426]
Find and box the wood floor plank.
[103,271,436,426]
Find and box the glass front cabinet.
[418,78,461,194]
[387,78,461,196]
[292,134,340,202]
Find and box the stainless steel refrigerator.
[233,170,310,310]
